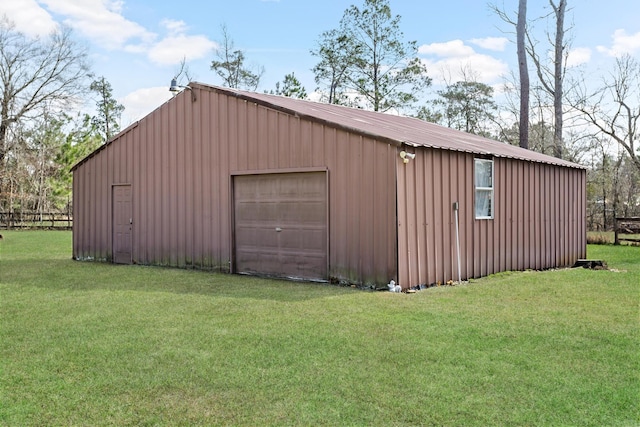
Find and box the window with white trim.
[474,158,494,219]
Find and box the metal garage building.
[72,83,586,289]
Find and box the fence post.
[614,218,619,245]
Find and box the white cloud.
[120,86,173,124]
[419,40,508,85]
[0,0,58,37]
[419,40,475,58]
[566,47,591,68]
[146,19,217,65]
[147,33,217,65]
[597,29,640,57]
[105,0,125,13]
[2,1,215,67]
[40,0,155,50]
[161,18,188,36]
[469,37,509,52]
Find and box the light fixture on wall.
[399,151,416,164]
[169,77,197,102]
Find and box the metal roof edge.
[403,141,585,169]
[400,129,586,170]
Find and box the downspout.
[453,201,462,284]
[392,144,398,288]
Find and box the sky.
[2,0,639,125]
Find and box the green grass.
[1,231,638,426]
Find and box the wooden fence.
[614,217,640,245]
[0,211,72,230]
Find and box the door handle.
[275,227,282,232]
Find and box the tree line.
[1,0,638,231]
[0,17,124,218]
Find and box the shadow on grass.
[4,256,357,303]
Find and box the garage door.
[233,172,328,281]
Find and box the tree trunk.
[602,168,607,230]
[0,121,8,210]
[552,0,566,159]
[517,0,529,149]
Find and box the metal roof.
[193,82,584,170]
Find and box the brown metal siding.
[397,149,586,287]
[73,87,398,285]
[214,83,582,170]
[73,84,585,288]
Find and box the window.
[475,159,493,219]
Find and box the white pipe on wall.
[453,201,462,283]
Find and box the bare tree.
[570,54,640,173]
[491,1,569,157]
[210,24,264,91]
[527,0,568,158]
[173,56,194,86]
[0,18,90,208]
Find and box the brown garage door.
[233,172,328,281]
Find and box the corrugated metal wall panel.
[501,160,511,272]
[432,150,444,281]
[518,162,527,270]
[133,118,142,263]
[558,168,566,266]
[94,146,104,259]
[345,133,363,281]
[147,113,157,264]
[72,165,83,259]
[192,91,203,268]
[98,139,109,259]
[73,86,398,284]
[94,149,102,258]
[195,91,206,268]
[528,164,536,265]
[158,105,169,264]
[397,150,587,288]
[549,166,557,266]
[147,111,156,264]
[175,95,186,267]
[462,154,475,280]
[442,153,454,280]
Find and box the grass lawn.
[1,231,638,426]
